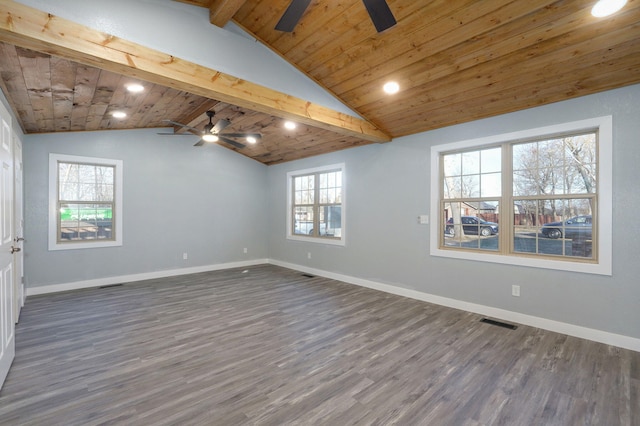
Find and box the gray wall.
[267,84,640,340]
[24,129,268,288]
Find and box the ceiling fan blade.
[218,136,246,149]
[221,133,262,139]
[212,119,231,134]
[162,119,202,134]
[193,139,205,147]
[275,0,312,32]
[362,0,396,33]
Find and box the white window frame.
[48,153,123,251]
[286,163,345,246]
[430,116,612,275]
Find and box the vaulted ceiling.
[1,0,639,164]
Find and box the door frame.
[13,133,23,322]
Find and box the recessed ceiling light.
[591,0,627,17]
[111,111,127,118]
[383,81,400,94]
[202,134,218,142]
[126,83,144,93]
[246,136,257,144]
[284,121,297,130]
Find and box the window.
[49,154,123,250]
[430,116,612,275]
[287,164,344,245]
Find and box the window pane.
[60,163,114,202]
[443,201,499,251]
[513,170,531,197]
[462,175,479,198]
[319,187,327,204]
[319,173,326,189]
[545,167,566,194]
[295,174,314,205]
[60,203,79,222]
[481,147,501,173]
[480,172,501,197]
[96,183,114,201]
[295,175,314,191]
[462,151,479,175]
[318,170,342,204]
[78,183,97,201]
[514,199,593,258]
[293,206,314,235]
[78,164,96,184]
[318,205,342,237]
[512,134,596,198]
[334,186,342,203]
[59,183,78,200]
[295,175,315,205]
[327,172,335,188]
[443,176,461,199]
[295,190,313,204]
[96,166,114,185]
[59,203,113,241]
[59,163,79,184]
[443,153,461,177]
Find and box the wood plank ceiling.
[0,42,369,164]
[1,0,640,165]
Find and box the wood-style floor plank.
[0,265,637,425]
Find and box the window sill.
[286,234,345,246]
[429,245,611,276]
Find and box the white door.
[0,103,15,389]
[13,134,23,321]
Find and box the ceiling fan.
[275,0,397,33]
[161,111,261,149]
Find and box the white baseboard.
[26,259,269,297]
[268,259,640,353]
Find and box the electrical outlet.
[182,252,188,260]
[512,285,520,297]
[243,247,248,254]
[307,252,311,259]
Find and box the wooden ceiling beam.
[208,0,248,27]
[0,0,390,143]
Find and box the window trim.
[286,163,345,246]
[48,153,123,251]
[429,116,612,275]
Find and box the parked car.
[294,221,329,236]
[446,216,499,237]
[541,215,592,239]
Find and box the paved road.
[444,232,592,258]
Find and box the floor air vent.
[99,284,123,289]
[480,318,517,330]
[301,273,315,278]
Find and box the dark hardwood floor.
[0,265,637,425]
